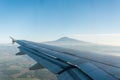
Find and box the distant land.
[45,37,94,45]
[0,44,57,80]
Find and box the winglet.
[10,36,16,44]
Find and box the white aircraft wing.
[14,40,120,80]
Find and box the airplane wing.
[14,39,120,80]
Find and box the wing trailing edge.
[16,52,25,55]
[29,63,44,70]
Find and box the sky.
[0,0,120,46]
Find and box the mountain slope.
[44,37,120,55]
[44,37,93,46]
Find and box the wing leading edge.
[14,40,118,80]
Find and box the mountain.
[54,37,81,42]
[44,37,93,46]
[44,37,120,55]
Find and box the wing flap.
[77,62,116,80]
[58,68,92,80]
[16,52,25,55]
[29,63,44,70]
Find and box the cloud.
[71,34,120,46]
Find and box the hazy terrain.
[0,37,120,80]
[0,44,57,80]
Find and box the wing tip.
[9,36,16,44]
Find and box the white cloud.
[71,34,120,46]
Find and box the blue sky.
[0,0,120,45]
